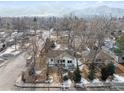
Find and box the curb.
[15,75,62,88]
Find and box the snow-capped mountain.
[71,5,124,17]
[0,1,124,17]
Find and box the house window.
[68,61,70,63]
[51,59,53,61]
[68,60,72,63]
[63,60,65,63]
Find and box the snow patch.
[81,78,90,84]
[63,79,72,88]
[11,51,21,56]
[86,47,90,52]
[79,64,84,70]
[112,74,124,83]
[53,42,61,50]
[62,72,68,77]
[0,45,20,57]
[92,78,102,83]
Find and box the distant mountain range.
[0,1,124,17]
[71,5,124,17]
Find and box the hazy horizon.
[0,1,124,17]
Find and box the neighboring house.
[102,46,124,64]
[104,38,116,49]
[102,46,118,62]
[46,50,80,70]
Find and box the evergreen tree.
[73,64,81,83]
[101,66,107,80]
[63,75,68,81]
[88,69,95,81]
[101,62,115,81]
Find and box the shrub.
[63,75,68,81]
[101,62,115,81]
[88,69,95,81]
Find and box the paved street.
[0,53,26,90]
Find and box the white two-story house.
[46,50,80,70]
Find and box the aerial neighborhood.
[0,1,124,91]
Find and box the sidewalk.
[15,75,62,88]
[16,75,124,89]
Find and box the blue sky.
[0,1,124,17]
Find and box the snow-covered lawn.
[101,74,124,83]
[2,47,15,55]
[0,45,21,57]
[81,78,90,84]
[112,74,124,83]
[61,75,124,88]
[63,79,72,88]
[75,78,90,88]
[92,78,102,83]
[91,78,104,86]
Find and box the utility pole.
[32,17,37,68]
[60,60,64,91]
